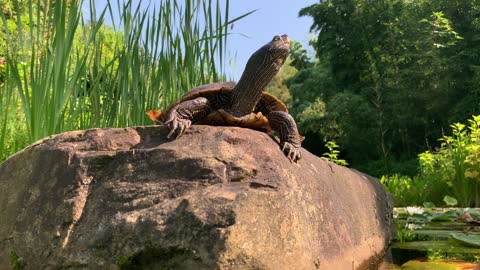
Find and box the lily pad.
[392,241,480,254]
[423,202,436,208]
[430,214,455,222]
[407,215,429,223]
[444,196,458,206]
[450,233,480,248]
[429,210,459,222]
[420,222,469,231]
[412,230,477,240]
[444,209,462,217]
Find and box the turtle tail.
[145,110,164,124]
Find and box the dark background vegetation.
[283,0,480,177]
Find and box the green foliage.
[394,222,416,243]
[286,65,336,138]
[418,115,480,207]
[420,11,463,48]
[288,40,312,71]
[383,115,480,207]
[0,0,246,162]
[0,55,29,160]
[321,140,348,166]
[9,251,24,270]
[288,0,480,177]
[380,175,429,206]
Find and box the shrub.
[382,115,480,207]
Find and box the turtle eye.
[273,35,280,41]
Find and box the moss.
[10,251,24,270]
[118,247,191,270]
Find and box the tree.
[289,0,480,176]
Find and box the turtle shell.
[146,81,288,133]
[182,81,236,99]
[179,81,287,113]
[146,82,235,123]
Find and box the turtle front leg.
[163,97,211,138]
[266,111,303,163]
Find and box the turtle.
[146,34,304,162]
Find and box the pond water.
[384,208,480,270]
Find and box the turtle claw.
[177,120,191,138]
[166,114,192,139]
[281,142,302,163]
[166,120,177,138]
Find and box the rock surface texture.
[0,125,393,270]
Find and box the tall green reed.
[1,0,247,161]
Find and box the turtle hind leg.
[163,97,211,139]
[266,111,303,163]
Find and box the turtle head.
[266,34,291,70]
[229,34,291,116]
[244,34,290,77]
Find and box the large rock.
[0,125,393,270]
